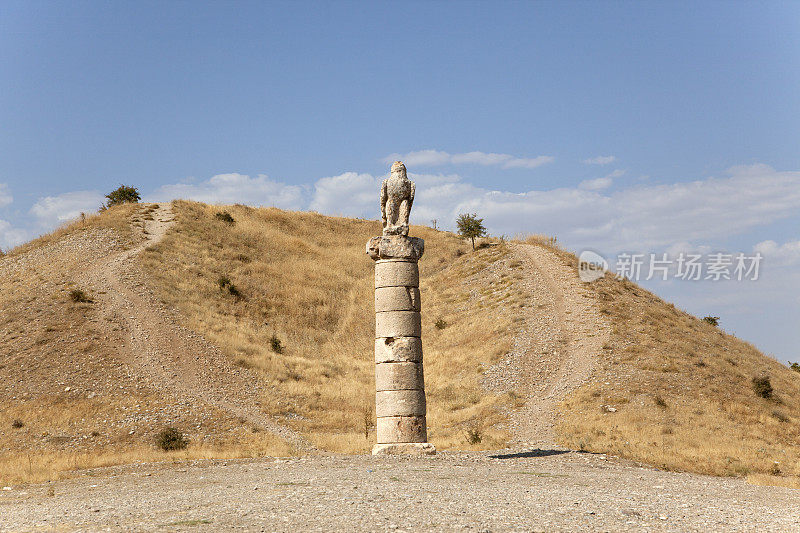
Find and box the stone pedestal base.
[372,443,436,456]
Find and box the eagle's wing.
[380,179,388,224]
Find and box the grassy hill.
[138,201,521,452]
[558,259,800,487]
[1,200,798,488]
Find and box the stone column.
[367,236,435,455]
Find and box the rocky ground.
[2,448,798,532]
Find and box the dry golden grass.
[552,256,800,487]
[2,200,520,484]
[0,203,292,485]
[0,432,293,485]
[138,201,521,452]
[5,199,798,490]
[5,203,141,258]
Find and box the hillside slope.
[1,200,798,488]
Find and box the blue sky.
[1,1,799,362]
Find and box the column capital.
[366,235,424,261]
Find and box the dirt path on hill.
[486,243,610,445]
[85,203,312,452]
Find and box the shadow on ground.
[489,449,570,459]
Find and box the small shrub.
[155,427,188,451]
[456,213,487,251]
[270,335,283,354]
[434,318,447,330]
[654,395,667,409]
[771,410,789,423]
[105,185,140,207]
[790,362,800,373]
[694,359,707,368]
[703,316,720,327]
[454,249,465,258]
[465,426,483,445]
[215,211,235,224]
[11,419,24,429]
[226,284,242,299]
[768,462,781,476]
[752,376,773,399]
[69,289,93,303]
[217,276,243,299]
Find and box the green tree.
[105,185,141,208]
[456,213,487,251]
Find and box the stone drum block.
[375,310,421,338]
[376,416,427,443]
[375,389,426,417]
[375,361,424,391]
[374,260,419,288]
[375,286,421,312]
[374,337,422,363]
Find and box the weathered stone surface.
[368,161,432,447]
[375,362,424,391]
[374,337,422,363]
[375,286,420,312]
[380,161,415,237]
[376,416,427,443]
[374,260,418,288]
[375,310,421,338]
[366,235,424,261]
[372,442,436,455]
[376,389,426,417]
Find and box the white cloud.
[148,173,305,210]
[579,169,624,191]
[388,163,799,253]
[0,219,28,250]
[30,190,105,228]
[309,171,462,219]
[579,177,613,191]
[303,164,800,254]
[584,155,616,165]
[754,239,800,266]
[0,184,12,208]
[383,150,554,169]
[309,172,381,217]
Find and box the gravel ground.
[1,449,797,532]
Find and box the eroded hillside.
[1,200,798,489]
